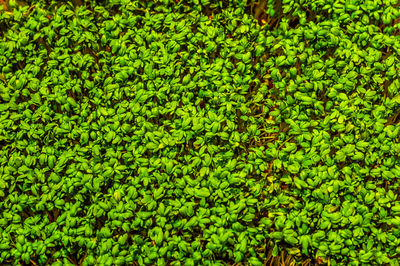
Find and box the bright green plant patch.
[0,0,400,265]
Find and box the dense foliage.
[1,0,400,265]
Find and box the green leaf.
[154,187,164,200]
[194,188,210,198]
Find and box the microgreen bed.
[1,0,400,265]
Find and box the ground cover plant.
[1,0,400,265]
